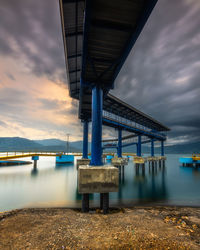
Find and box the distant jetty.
[0,160,32,166]
[179,154,200,167]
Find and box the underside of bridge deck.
[59,0,170,213]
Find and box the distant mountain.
[0,137,199,154]
[0,137,43,151]
[119,142,200,154]
[162,141,200,154]
[35,139,84,150]
[0,137,80,152]
[34,139,66,146]
[34,139,83,152]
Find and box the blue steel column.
[90,86,103,166]
[83,120,88,159]
[161,140,164,156]
[117,129,122,158]
[137,135,141,156]
[151,139,154,157]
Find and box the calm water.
[0,154,200,212]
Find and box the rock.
[181,221,186,228]
[192,224,197,229]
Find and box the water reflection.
[180,164,200,180]
[55,163,74,169]
[31,167,38,177]
[1,155,200,212]
[132,163,168,202]
[75,160,168,205]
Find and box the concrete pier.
[133,156,146,164]
[32,156,39,169]
[179,156,200,168]
[76,158,90,169]
[111,157,128,167]
[78,166,119,194]
[147,156,166,168]
[78,165,119,213]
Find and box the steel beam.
[137,135,141,157]
[83,120,89,159]
[117,129,122,158]
[90,86,103,166]
[161,140,164,156]
[151,139,154,157]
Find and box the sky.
[0,0,199,144]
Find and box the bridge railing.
[103,111,166,137]
[102,113,166,140]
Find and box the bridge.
[0,151,136,161]
[59,0,170,166]
[59,0,170,212]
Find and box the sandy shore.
[0,206,200,249]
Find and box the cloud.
[6,73,15,81]
[112,0,200,144]
[0,0,199,144]
[0,0,67,83]
[0,120,8,128]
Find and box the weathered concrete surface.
[112,157,128,166]
[76,159,90,169]
[147,156,166,162]
[133,156,146,164]
[147,156,157,162]
[158,156,167,160]
[78,166,119,193]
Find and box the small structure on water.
[56,134,74,164]
[0,160,32,166]
[179,154,200,168]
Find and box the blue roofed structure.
[59,0,169,166]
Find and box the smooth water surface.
[0,154,200,212]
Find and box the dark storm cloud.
[0,0,199,143]
[0,0,67,83]
[6,73,15,81]
[112,0,200,144]
[38,98,66,110]
[38,98,78,117]
[0,120,7,128]
[0,88,26,104]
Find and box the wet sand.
[0,206,200,249]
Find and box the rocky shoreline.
[0,206,200,249]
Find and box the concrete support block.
[76,159,90,169]
[78,166,119,194]
[160,156,167,161]
[133,156,145,164]
[147,156,159,162]
[111,157,128,167]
